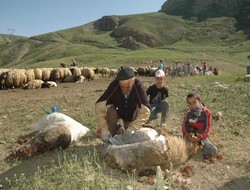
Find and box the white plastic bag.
[31,112,90,142]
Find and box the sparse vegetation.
[0,71,249,189]
[0,6,250,190]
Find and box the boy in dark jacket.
[146,69,169,127]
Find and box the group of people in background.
[95,63,218,159]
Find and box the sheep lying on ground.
[10,124,71,159]
[10,113,90,159]
[23,79,49,89]
[101,128,199,170]
[47,81,57,87]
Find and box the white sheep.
[75,75,86,83]
[47,81,57,87]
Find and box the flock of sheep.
[0,67,101,90]
[0,62,215,90]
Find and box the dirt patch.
[0,76,249,189]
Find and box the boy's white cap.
[155,69,165,78]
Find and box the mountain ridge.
[160,0,250,28]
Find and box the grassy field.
[0,11,250,190]
[0,67,249,189]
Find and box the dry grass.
[0,72,249,189]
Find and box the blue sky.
[0,0,166,37]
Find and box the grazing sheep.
[100,67,110,77]
[69,67,81,77]
[49,68,71,82]
[5,69,27,89]
[81,67,95,81]
[109,69,118,77]
[23,79,44,89]
[62,68,72,78]
[50,68,62,82]
[25,69,35,82]
[42,68,52,82]
[101,128,199,170]
[34,68,43,80]
[137,66,148,76]
[148,67,158,76]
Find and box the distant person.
[182,92,218,159]
[202,62,207,75]
[213,68,218,76]
[71,59,77,67]
[247,55,250,74]
[158,60,164,70]
[209,66,213,72]
[95,67,150,142]
[146,70,169,127]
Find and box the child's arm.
[199,108,212,139]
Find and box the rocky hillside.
[160,0,250,28]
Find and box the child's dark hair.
[187,92,205,106]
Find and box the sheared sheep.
[10,124,71,159]
[10,112,90,159]
[101,128,199,170]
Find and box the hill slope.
[0,12,249,68]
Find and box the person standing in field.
[202,62,207,75]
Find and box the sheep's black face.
[41,83,50,88]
